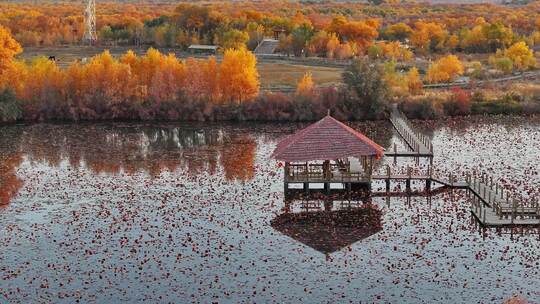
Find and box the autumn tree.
[426,55,464,83]
[0,26,22,86]
[383,23,413,41]
[504,41,536,70]
[219,48,259,103]
[20,57,66,120]
[326,33,340,59]
[410,21,447,53]
[296,72,315,97]
[220,29,249,50]
[307,31,330,57]
[328,16,379,51]
[461,21,513,53]
[406,67,423,95]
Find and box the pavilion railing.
[286,164,369,183]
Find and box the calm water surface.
[0,117,539,303]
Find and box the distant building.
[188,45,218,55]
[254,39,280,55]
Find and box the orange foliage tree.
[219,48,259,103]
[0,25,22,86]
[1,30,262,120]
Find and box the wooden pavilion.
[272,114,385,195]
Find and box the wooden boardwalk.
[372,166,540,227]
[386,106,433,159]
[466,174,540,226]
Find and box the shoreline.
[1,112,539,127]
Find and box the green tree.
[0,89,21,123]
[342,59,389,119]
[291,23,314,57]
[99,26,114,41]
[220,29,249,50]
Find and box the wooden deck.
[280,107,539,227]
[286,164,540,227]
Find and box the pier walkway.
[385,106,434,159]
[372,165,540,227]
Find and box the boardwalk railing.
[286,164,369,183]
[465,173,540,224]
[370,166,539,226]
[388,106,433,157]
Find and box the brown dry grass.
[257,63,343,87]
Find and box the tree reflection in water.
[0,154,23,206]
[0,127,23,206]
[0,124,259,205]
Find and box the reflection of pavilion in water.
[271,194,383,255]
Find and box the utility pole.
[82,0,97,45]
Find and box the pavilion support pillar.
[324,199,332,211]
[426,179,431,191]
[324,182,330,194]
[304,182,309,194]
[406,179,411,192]
[385,179,390,192]
[283,162,290,196]
[284,200,291,213]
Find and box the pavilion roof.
[271,115,384,162]
[188,44,218,50]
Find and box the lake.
[0,117,539,303]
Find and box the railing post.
[511,199,516,224]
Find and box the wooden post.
[406,166,411,191]
[386,165,390,192]
[511,199,516,224]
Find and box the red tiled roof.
[272,115,385,162]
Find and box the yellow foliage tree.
[0,25,23,88]
[326,33,340,59]
[426,55,464,83]
[382,41,413,62]
[296,72,314,97]
[219,48,259,103]
[406,67,423,95]
[504,41,536,70]
[0,26,22,68]
[410,21,446,53]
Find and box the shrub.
[399,97,442,119]
[0,89,21,123]
[443,88,471,116]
